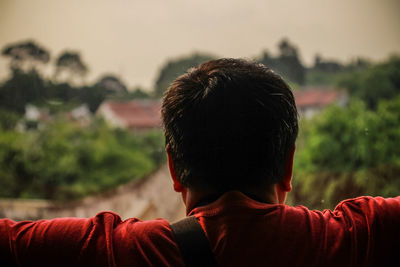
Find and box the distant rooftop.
[97,100,161,129]
[98,88,346,129]
[293,87,346,108]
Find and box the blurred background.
[0,0,399,221]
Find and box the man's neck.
[183,186,283,214]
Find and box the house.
[67,104,92,127]
[293,87,348,119]
[96,89,345,129]
[17,104,93,131]
[16,104,51,131]
[96,100,161,130]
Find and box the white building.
[293,87,348,119]
[96,100,161,130]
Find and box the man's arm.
[331,196,400,266]
[0,212,122,266]
[0,212,184,266]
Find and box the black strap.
[170,216,219,267]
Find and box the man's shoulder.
[91,211,174,241]
[109,213,183,266]
[116,215,172,236]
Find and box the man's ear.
[167,152,184,192]
[279,146,295,192]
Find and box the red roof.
[293,88,344,108]
[103,100,161,129]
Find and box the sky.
[0,0,399,90]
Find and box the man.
[1,58,399,266]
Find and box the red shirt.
[1,191,400,266]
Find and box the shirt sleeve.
[0,211,184,267]
[332,196,400,266]
[0,211,123,267]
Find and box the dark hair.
[162,58,298,192]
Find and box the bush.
[337,56,400,109]
[290,97,400,210]
[0,120,166,201]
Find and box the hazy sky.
[1,0,399,90]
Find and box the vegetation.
[0,40,149,117]
[0,119,165,201]
[305,57,369,86]
[257,38,306,85]
[290,96,400,210]
[2,40,50,72]
[288,55,400,210]
[0,69,107,114]
[54,51,88,83]
[154,53,215,97]
[0,38,399,209]
[152,38,370,96]
[0,40,165,201]
[337,56,400,109]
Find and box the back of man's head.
[162,58,298,193]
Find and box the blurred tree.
[129,87,150,99]
[276,38,306,85]
[306,56,370,86]
[0,69,107,114]
[258,38,306,85]
[78,85,107,112]
[346,57,370,70]
[337,56,400,109]
[0,109,20,130]
[0,120,166,200]
[46,81,75,103]
[154,53,215,97]
[0,69,47,113]
[1,40,50,72]
[54,51,88,82]
[258,50,276,69]
[291,97,400,209]
[312,54,343,73]
[95,74,128,96]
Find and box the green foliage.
[312,54,344,73]
[257,39,306,85]
[305,70,344,86]
[108,88,151,101]
[78,85,107,112]
[0,120,166,201]
[0,69,47,113]
[337,56,400,109]
[95,74,128,95]
[0,109,20,130]
[129,88,151,99]
[54,51,88,80]
[2,40,50,71]
[0,70,107,114]
[306,56,369,86]
[291,97,400,209]
[154,53,215,97]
